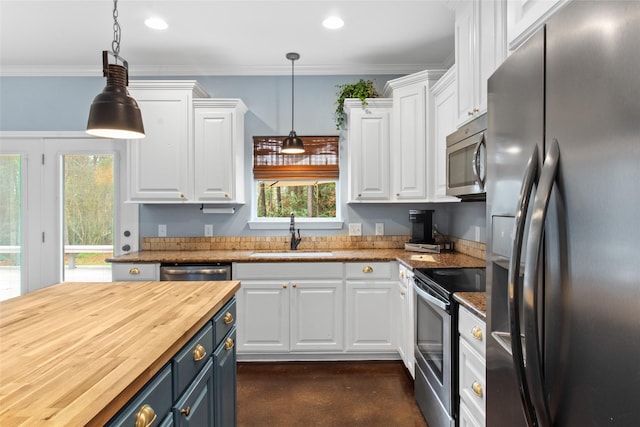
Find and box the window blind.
[253,135,339,180]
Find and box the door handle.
[522,139,560,427]
[508,144,539,427]
[472,134,486,190]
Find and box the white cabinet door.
[345,280,396,352]
[397,264,415,377]
[346,99,392,202]
[193,99,247,203]
[454,0,506,126]
[290,280,344,352]
[392,86,427,201]
[455,1,477,126]
[431,68,460,201]
[127,81,206,202]
[235,280,289,353]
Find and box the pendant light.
[281,52,304,154]
[87,0,145,139]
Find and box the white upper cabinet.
[193,99,247,203]
[128,81,207,202]
[430,68,460,201]
[453,0,506,126]
[506,0,569,52]
[346,98,393,202]
[126,81,247,204]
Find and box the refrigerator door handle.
[523,139,561,427]
[508,144,539,427]
[472,135,486,190]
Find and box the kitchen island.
[0,280,240,426]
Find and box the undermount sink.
[249,251,334,258]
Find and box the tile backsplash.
[142,235,486,260]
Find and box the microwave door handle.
[472,135,486,190]
[508,144,539,427]
[522,139,560,427]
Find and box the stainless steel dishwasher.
[159,263,231,281]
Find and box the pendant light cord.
[290,57,295,131]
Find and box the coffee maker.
[409,209,435,244]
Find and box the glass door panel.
[62,154,113,282]
[0,154,22,300]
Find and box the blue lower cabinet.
[173,359,215,427]
[214,328,237,427]
[106,365,172,427]
[159,413,174,427]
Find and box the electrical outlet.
[158,224,167,237]
[375,223,384,236]
[475,225,481,242]
[348,223,362,236]
[204,224,213,237]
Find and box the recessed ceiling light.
[145,17,168,30]
[322,16,344,30]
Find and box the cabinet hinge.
[42,154,45,165]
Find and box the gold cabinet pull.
[283,283,287,289]
[129,267,140,275]
[193,344,207,361]
[225,337,235,351]
[471,326,483,341]
[472,381,484,397]
[134,404,156,427]
[362,266,373,273]
[400,291,406,296]
[224,312,234,325]
[180,406,191,417]
[292,283,297,288]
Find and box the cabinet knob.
[224,193,229,198]
[363,266,373,273]
[180,406,191,417]
[472,381,484,397]
[396,193,400,197]
[358,193,362,198]
[468,110,474,116]
[473,107,480,113]
[224,312,234,325]
[193,344,207,361]
[179,193,185,198]
[292,283,297,288]
[134,404,157,427]
[400,291,406,296]
[225,337,235,351]
[400,271,404,279]
[129,267,140,275]
[283,283,287,289]
[471,326,483,341]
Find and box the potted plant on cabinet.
[334,79,379,130]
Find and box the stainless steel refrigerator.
[486,1,640,426]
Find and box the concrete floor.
[237,361,429,427]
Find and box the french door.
[0,133,137,300]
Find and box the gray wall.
[0,75,486,243]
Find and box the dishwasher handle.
[161,268,229,276]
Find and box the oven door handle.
[413,282,450,312]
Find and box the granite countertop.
[455,292,487,319]
[108,248,486,270]
[0,280,240,426]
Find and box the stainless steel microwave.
[446,114,487,200]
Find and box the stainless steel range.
[413,267,485,427]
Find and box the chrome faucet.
[289,212,302,250]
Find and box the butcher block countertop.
[0,280,240,426]
[108,248,486,270]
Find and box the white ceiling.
[0,0,455,77]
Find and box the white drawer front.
[458,306,486,357]
[345,262,392,279]
[459,338,486,424]
[112,263,159,281]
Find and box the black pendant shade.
[282,130,305,154]
[87,54,145,139]
[281,52,304,154]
